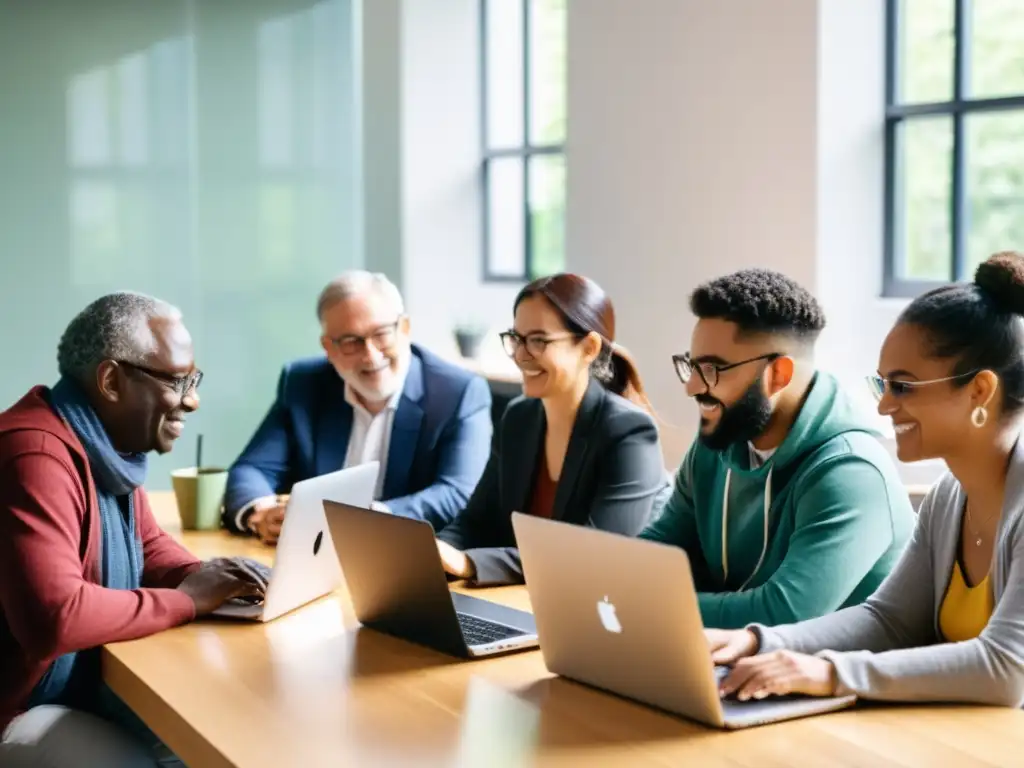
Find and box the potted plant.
[454,321,488,360]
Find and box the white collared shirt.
[342,375,406,499]
[234,364,408,531]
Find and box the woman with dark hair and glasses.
[709,251,1024,709]
[435,273,670,586]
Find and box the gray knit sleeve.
[751,486,938,657]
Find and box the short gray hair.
[316,271,405,321]
[57,291,181,381]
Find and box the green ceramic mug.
[171,467,228,531]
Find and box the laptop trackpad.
[451,592,536,634]
[721,693,856,728]
[211,599,264,620]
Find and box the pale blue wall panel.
[0,0,361,488]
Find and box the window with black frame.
[481,0,566,282]
[884,0,1024,297]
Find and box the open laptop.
[324,501,538,658]
[212,462,379,622]
[511,513,857,729]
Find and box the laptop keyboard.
[456,612,523,646]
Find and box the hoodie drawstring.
[721,466,773,592]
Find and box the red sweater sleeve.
[136,491,201,588]
[0,452,196,661]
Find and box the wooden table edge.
[104,645,235,768]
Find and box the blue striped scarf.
[29,376,147,708]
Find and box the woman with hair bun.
[436,273,669,586]
[707,251,1024,708]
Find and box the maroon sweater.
[0,387,200,730]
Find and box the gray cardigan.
[752,438,1024,707]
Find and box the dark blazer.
[437,378,670,586]
[224,345,492,532]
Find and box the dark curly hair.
[899,251,1024,416]
[689,268,826,347]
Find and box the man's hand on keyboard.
[223,557,271,591]
[178,558,267,615]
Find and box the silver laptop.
[212,462,379,622]
[324,500,538,658]
[512,513,857,729]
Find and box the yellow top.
[938,560,995,643]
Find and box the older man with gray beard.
[224,271,493,544]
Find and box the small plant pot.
[455,330,485,359]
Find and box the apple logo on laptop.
[313,530,323,556]
[597,596,622,634]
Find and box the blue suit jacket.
[223,345,493,532]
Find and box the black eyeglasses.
[866,371,978,401]
[672,352,780,389]
[328,319,402,356]
[499,330,581,358]
[118,361,203,397]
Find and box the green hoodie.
[640,372,915,630]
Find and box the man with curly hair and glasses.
[641,269,914,629]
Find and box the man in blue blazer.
[223,272,493,543]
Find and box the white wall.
[563,0,940,481]
[398,0,521,367]
[566,0,823,464]
[358,0,403,281]
[815,0,894,414]
[0,0,363,488]
[390,0,941,483]
[813,0,943,484]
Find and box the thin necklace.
[966,502,999,547]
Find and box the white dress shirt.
[234,366,408,531]
[342,373,406,500]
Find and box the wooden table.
[102,493,1024,768]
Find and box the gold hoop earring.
[971,406,988,428]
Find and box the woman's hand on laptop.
[706,629,759,664]
[718,651,838,701]
[437,540,475,580]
